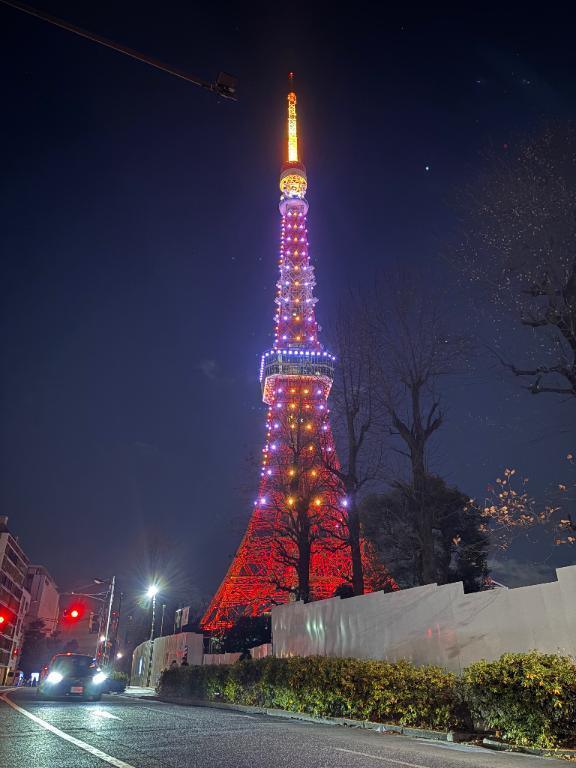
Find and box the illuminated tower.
[202,77,394,632]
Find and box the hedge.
[159,652,576,748]
[160,656,461,730]
[463,652,576,748]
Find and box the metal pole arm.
[0,0,237,99]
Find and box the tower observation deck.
[201,77,394,632]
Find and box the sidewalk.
[122,686,157,698]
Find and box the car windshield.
[51,655,96,675]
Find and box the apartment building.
[0,516,30,684]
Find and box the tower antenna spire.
[287,72,299,163]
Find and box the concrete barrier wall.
[251,643,272,660]
[130,632,204,687]
[272,565,576,672]
[203,652,242,666]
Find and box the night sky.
[1,3,574,603]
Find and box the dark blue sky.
[1,2,574,601]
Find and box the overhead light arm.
[0,0,237,99]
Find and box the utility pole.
[92,576,115,664]
[102,576,115,667]
[145,586,159,688]
[112,590,123,658]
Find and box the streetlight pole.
[102,576,115,667]
[145,585,159,688]
[149,590,156,642]
[93,577,115,665]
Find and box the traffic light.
[0,608,15,629]
[63,604,83,622]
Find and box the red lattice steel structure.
[201,78,395,632]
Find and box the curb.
[155,694,465,742]
[482,738,576,761]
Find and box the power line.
[0,0,237,99]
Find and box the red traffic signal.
[0,608,15,627]
[63,605,83,621]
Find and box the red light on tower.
[70,609,79,619]
[0,615,5,625]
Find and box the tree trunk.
[347,496,365,595]
[297,541,311,603]
[296,509,311,603]
[418,522,436,584]
[410,391,436,585]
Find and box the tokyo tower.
[201,77,394,632]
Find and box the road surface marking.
[91,709,123,720]
[334,748,429,767]
[0,691,135,768]
[417,740,487,753]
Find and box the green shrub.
[109,671,128,683]
[159,655,460,730]
[158,651,576,747]
[463,652,576,748]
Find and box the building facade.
[24,565,59,631]
[0,516,30,684]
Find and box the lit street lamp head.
[146,585,159,599]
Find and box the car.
[37,653,108,701]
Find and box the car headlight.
[46,671,63,684]
[92,672,107,685]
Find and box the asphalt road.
[0,687,566,768]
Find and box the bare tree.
[324,293,384,595]
[369,270,470,583]
[455,122,576,397]
[263,393,345,603]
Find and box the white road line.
[0,691,136,768]
[334,747,430,768]
[417,740,488,753]
[91,709,123,720]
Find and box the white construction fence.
[271,565,576,672]
[130,636,273,687]
[131,632,203,688]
